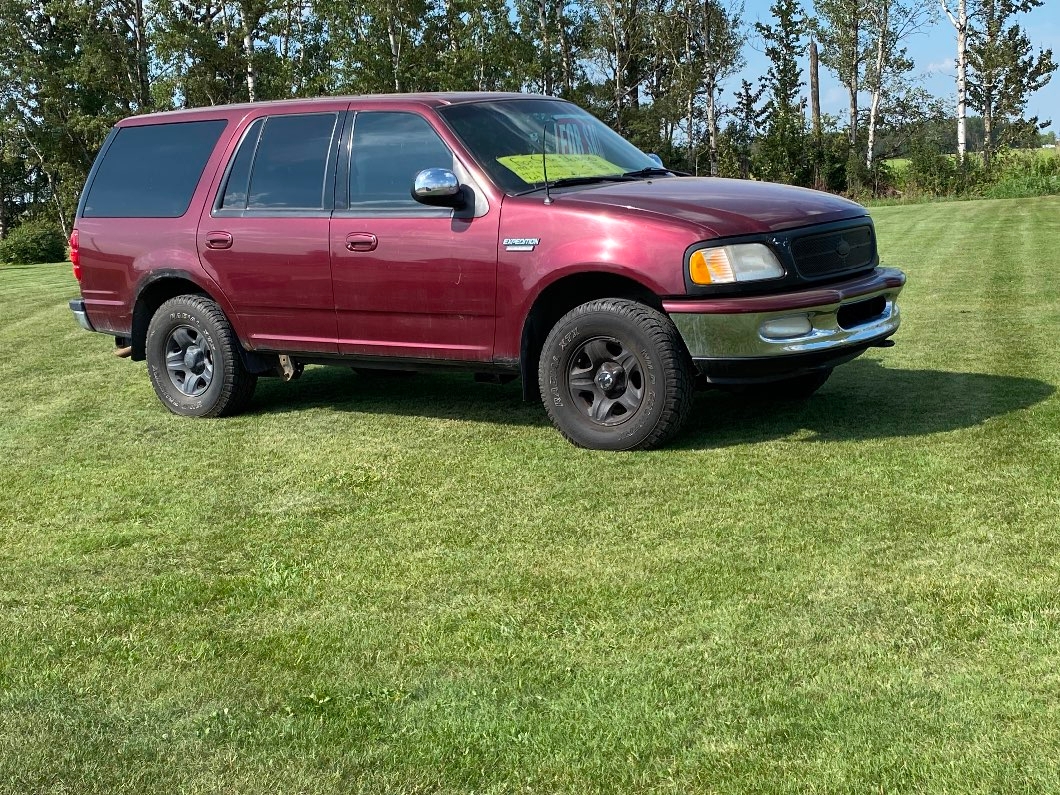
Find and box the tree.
[426,0,523,92]
[814,0,868,152]
[864,0,934,169]
[967,0,1055,167]
[691,0,745,176]
[649,0,744,175]
[718,78,765,178]
[940,0,971,159]
[0,0,145,231]
[584,0,647,132]
[755,0,810,184]
[512,0,581,96]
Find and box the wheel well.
[130,277,207,361]
[519,272,664,400]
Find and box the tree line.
[0,0,1055,240]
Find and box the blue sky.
[732,0,1060,134]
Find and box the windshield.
[437,99,659,194]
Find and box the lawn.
[2,196,1060,794]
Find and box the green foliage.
[0,0,1056,218]
[754,0,812,186]
[982,147,1060,197]
[886,143,1060,200]
[0,221,66,264]
[967,0,1057,167]
[901,140,968,196]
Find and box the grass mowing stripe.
[2,199,1060,793]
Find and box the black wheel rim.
[164,325,215,397]
[566,336,645,427]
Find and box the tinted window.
[247,114,338,209]
[349,112,454,210]
[83,120,226,218]
[219,118,264,210]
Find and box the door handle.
[345,233,378,252]
[205,231,233,250]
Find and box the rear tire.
[538,299,694,451]
[145,295,256,418]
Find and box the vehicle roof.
[117,92,557,125]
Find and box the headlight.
[689,243,784,285]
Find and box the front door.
[330,110,498,361]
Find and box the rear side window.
[218,113,338,211]
[82,120,226,218]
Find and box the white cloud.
[924,60,954,74]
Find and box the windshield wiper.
[514,174,635,196]
[549,174,636,188]
[622,166,688,178]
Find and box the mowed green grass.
[2,196,1060,794]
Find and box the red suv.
[69,93,904,450]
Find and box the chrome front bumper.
[663,268,905,373]
[69,299,96,332]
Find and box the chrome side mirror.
[412,168,465,208]
[647,153,664,168]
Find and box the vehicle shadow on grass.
[251,359,1055,445]
[252,367,545,428]
[677,358,1055,449]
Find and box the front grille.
[790,224,875,279]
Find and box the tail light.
[69,229,81,281]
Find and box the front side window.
[220,113,338,212]
[83,120,227,218]
[348,112,454,211]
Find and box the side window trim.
[335,109,354,211]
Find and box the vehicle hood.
[554,177,868,237]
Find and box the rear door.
[329,109,499,361]
[198,112,343,353]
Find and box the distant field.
[884,147,1059,172]
[3,197,1060,793]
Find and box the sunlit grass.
[2,196,1060,793]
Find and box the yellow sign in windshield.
[497,154,623,184]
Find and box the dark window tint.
[247,114,338,209]
[349,112,453,210]
[83,120,226,218]
[219,118,264,210]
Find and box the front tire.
[146,295,256,418]
[538,299,694,451]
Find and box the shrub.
[0,222,67,265]
[982,149,1060,199]
[898,141,987,198]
